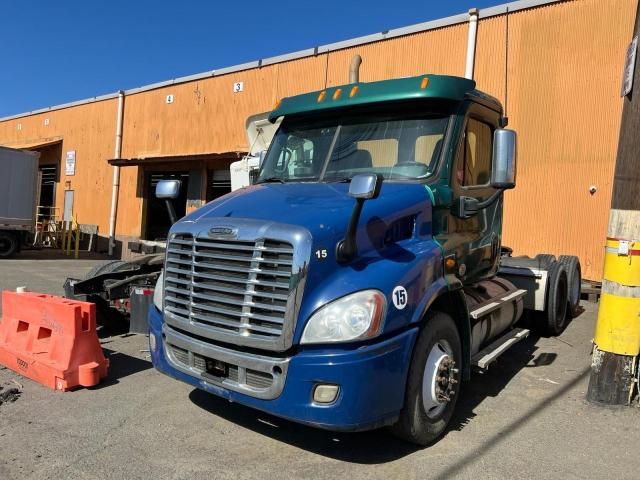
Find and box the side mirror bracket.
[336,174,381,263]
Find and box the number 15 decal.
[314,248,328,260]
[392,286,408,310]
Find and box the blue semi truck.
[148,69,581,445]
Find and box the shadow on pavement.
[93,309,151,388]
[447,330,547,434]
[92,347,152,389]
[187,322,580,464]
[188,388,419,464]
[432,366,591,480]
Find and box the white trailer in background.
[230,113,282,191]
[0,146,40,257]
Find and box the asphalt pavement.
[0,251,638,479]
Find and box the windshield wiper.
[257,177,286,184]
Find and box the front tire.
[392,311,462,446]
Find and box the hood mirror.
[348,173,380,200]
[155,179,181,225]
[155,179,181,199]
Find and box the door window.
[461,118,492,187]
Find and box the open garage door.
[143,171,189,241]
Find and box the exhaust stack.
[349,55,362,83]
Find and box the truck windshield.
[257,112,450,183]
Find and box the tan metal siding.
[325,23,468,85]
[499,0,636,280]
[0,100,118,236]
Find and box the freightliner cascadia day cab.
[148,72,581,445]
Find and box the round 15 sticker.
[392,286,408,310]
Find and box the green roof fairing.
[269,74,477,121]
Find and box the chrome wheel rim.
[422,340,457,419]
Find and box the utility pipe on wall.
[465,8,479,80]
[108,90,125,256]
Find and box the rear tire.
[391,311,462,446]
[536,254,556,268]
[0,231,18,258]
[558,255,581,318]
[542,262,568,336]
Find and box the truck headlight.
[300,290,386,344]
[153,270,164,311]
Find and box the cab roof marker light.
[421,77,430,89]
[273,98,283,110]
[332,88,342,100]
[317,91,327,103]
[349,86,359,98]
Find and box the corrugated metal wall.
[500,0,636,280]
[0,100,118,234]
[0,0,636,278]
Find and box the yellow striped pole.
[587,6,640,405]
[588,231,640,404]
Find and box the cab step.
[471,328,530,370]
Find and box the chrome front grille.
[164,233,295,349]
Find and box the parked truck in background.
[147,71,582,445]
[0,146,40,258]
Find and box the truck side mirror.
[491,129,517,189]
[155,179,181,199]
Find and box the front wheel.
[391,311,462,446]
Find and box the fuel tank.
[464,277,524,355]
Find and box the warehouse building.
[0,0,636,280]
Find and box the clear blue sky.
[1,0,504,117]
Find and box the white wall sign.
[233,81,244,93]
[621,36,638,97]
[65,151,76,176]
[166,94,174,104]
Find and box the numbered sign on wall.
[233,81,244,93]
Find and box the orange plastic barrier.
[0,291,109,391]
